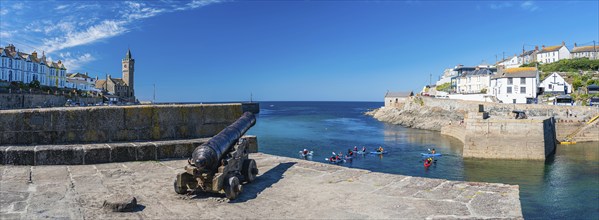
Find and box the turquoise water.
[246,101,599,219]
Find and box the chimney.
[542,45,545,50]
[574,42,577,47]
[535,45,539,51]
[57,60,61,64]
[32,51,37,58]
[561,41,565,46]
[6,44,15,52]
[85,72,88,76]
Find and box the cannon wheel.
[224,176,242,200]
[174,177,188,195]
[242,159,258,183]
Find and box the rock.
[102,195,138,212]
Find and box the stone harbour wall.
[0,93,102,109]
[460,113,556,160]
[0,104,243,145]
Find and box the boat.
[325,158,344,163]
[424,160,432,168]
[421,153,442,157]
[356,151,368,155]
[370,151,388,155]
[299,150,313,157]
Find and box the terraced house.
[0,44,67,88]
[536,41,571,64]
[571,43,598,60]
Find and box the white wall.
[447,94,495,102]
[540,73,571,94]
[490,77,538,104]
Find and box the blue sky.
[1,0,597,102]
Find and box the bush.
[29,80,40,89]
[436,82,451,92]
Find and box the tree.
[572,78,583,91]
[29,80,40,89]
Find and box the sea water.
[246,101,599,219]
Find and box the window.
[507,87,512,94]
[549,84,553,89]
[508,78,513,85]
[520,86,526,94]
[513,99,517,104]
[520,77,525,84]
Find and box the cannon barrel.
[191,112,256,173]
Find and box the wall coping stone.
[1,138,211,165]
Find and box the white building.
[456,68,494,94]
[0,44,67,88]
[540,72,571,94]
[66,72,98,92]
[536,42,571,64]
[571,43,598,60]
[489,67,539,104]
[436,68,457,86]
[497,55,520,69]
[519,48,538,65]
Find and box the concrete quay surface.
[1,153,522,219]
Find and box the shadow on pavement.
[231,162,296,203]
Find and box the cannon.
[174,112,258,200]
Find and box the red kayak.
[424,159,432,168]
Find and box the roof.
[539,45,563,53]
[572,46,597,53]
[462,69,493,77]
[385,91,413,98]
[67,72,91,79]
[95,80,106,88]
[588,84,599,90]
[493,67,537,79]
[556,95,572,99]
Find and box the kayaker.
[362,147,366,152]
[347,149,354,156]
[303,149,309,155]
[377,146,384,152]
[330,156,336,162]
[431,148,436,154]
[353,146,358,151]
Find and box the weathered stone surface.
[83,144,111,164]
[102,195,138,212]
[0,146,8,165]
[0,104,243,146]
[243,135,259,153]
[109,143,136,162]
[156,140,194,159]
[0,153,522,219]
[134,142,156,161]
[35,145,84,165]
[5,146,35,165]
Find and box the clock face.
[124,65,127,68]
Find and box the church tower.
[122,48,135,98]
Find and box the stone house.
[94,49,136,103]
[536,42,570,64]
[519,48,539,65]
[571,43,598,60]
[384,91,413,108]
[539,72,571,94]
[489,67,539,104]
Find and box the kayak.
[421,153,442,157]
[356,151,368,155]
[370,151,388,155]
[424,161,432,168]
[325,158,344,163]
[345,156,353,160]
[299,151,314,157]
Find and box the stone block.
[0,146,8,165]
[86,107,125,131]
[5,146,35,165]
[134,142,156,161]
[156,140,194,159]
[35,145,84,165]
[84,144,111,164]
[243,135,259,153]
[109,143,137,162]
[0,111,23,132]
[123,106,153,129]
[1,132,18,145]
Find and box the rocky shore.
[365,97,464,131]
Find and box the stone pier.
[0,153,523,219]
